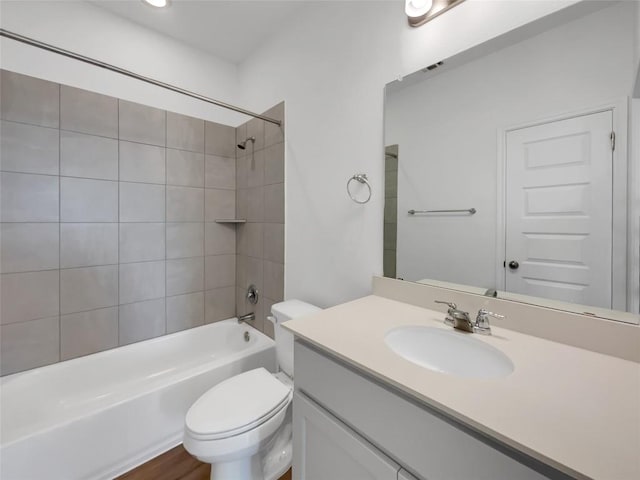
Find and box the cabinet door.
[293,392,400,480]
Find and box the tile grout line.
[0,295,190,328]
[0,172,237,189]
[234,124,241,322]
[164,109,168,336]
[0,220,213,224]
[116,100,120,348]
[0,118,204,155]
[58,82,62,362]
[203,121,207,325]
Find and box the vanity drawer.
[294,341,562,480]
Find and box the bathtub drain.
[244,331,250,342]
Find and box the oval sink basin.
[384,326,514,379]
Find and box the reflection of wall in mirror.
[385,2,638,298]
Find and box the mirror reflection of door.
[504,111,614,309]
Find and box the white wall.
[237,0,581,308]
[1,0,586,308]
[385,2,637,289]
[0,1,246,126]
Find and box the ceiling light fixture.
[142,0,169,8]
[406,0,465,28]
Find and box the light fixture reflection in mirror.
[405,0,433,19]
[142,0,169,8]
[406,0,465,28]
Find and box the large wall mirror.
[384,1,640,324]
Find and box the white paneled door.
[505,110,613,309]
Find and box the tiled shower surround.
[235,108,285,336]
[0,70,285,375]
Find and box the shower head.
[237,136,256,150]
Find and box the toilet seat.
[185,368,292,442]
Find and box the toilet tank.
[270,300,321,378]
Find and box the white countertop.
[284,295,640,480]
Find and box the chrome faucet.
[434,301,504,335]
[434,301,473,332]
[238,312,255,324]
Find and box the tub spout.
[238,312,255,324]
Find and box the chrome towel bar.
[408,208,476,215]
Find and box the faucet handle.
[477,309,504,320]
[434,300,457,310]
[475,309,504,334]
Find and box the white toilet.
[183,300,321,480]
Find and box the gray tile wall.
[235,103,285,338]
[0,70,239,375]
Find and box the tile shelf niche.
[214,219,247,224]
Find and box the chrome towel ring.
[347,174,372,204]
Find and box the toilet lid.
[185,368,292,440]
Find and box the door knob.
[508,260,519,270]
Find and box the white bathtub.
[0,319,276,480]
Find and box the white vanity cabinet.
[292,341,561,480]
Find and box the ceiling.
[90,0,308,64]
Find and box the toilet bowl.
[183,300,321,480]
